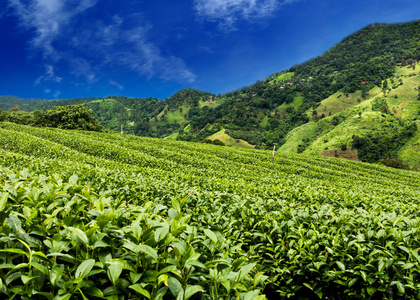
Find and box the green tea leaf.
[237,263,256,282]
[244,290,260,300]
[6,271,22,285]
[68,227,89,246]
[336,261,345,271]
[21,275,33,284]
[129,284,151,299]
[0,248,29,257]
[138,244,158,261]
[203,229,218,244]
[50,264,64,286]
[85,287,104,298]
[75,259,95,279]
[107,261,123,284]
[360,270,367,282]
[6,215,21,232]
[29,262,49,275]
[0,192,8,212]
[185,285,203,300]
[168,277,183,297]
[393,281,405,294]
[52,293,72,300]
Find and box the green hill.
[2,20,420,168]
[0,122,420,299]
[279,65,420,169]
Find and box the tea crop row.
[0,122,419,299]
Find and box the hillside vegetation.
[1,20,420,168]
[0,123,420,299]
[280,65,420,169]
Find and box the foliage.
[0,109,7,122]
[372,97,390,114]
[352,118,417,163]
[201,139,225,146]
[225,130,264,146]
[43,105,103,131]
[378,158,411,170]
[7,110,33,125]
[0,123,419,299]
[3,105,103,132]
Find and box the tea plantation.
[0,122,420,299]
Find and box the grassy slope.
[314,86,381,117]
[267,72,295,85]
[207,128,255,148]
[307,112,387,154]
[278,122,318,153]
[279,96,305,109]
[279,66,420,167]
[153,98,220,131]
[399,121,420,169]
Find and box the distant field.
[268,71,294,85]
[314,86,381,117]
[278,121,318,153]
[398,121,420,169]
[279,96,305,109]
[208,128,255,148]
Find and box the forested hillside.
[1,20,420,167]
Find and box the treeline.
[0,96,98,111]
[86,96,161,135]
[291,21,420,94]
[0,105,103,131]
[132,89,214,138]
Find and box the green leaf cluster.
[0,122,419,298]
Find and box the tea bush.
[0,122,419,299]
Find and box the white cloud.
[113,30,196,83]
[70,58,97,84]
[72,15,196,83]
[8,0,98,59]
[194,0,297,30]
[8,1,196,85]
[109,80,124,90]
[35,65,62,85]
[53,90,61,98]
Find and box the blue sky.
[1,0,420,100]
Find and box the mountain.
[1,20,420,168]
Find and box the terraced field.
[0,122,419,299]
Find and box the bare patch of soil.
[321,148,360,161]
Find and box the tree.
[43,105,103,131]
[382,80,388,93]
[0,109,7,121]
[362,85,368,99]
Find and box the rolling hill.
[0,122,420,299]
[1,20,420,168]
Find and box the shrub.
[43,105,103,131]
[378,158,410,170]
